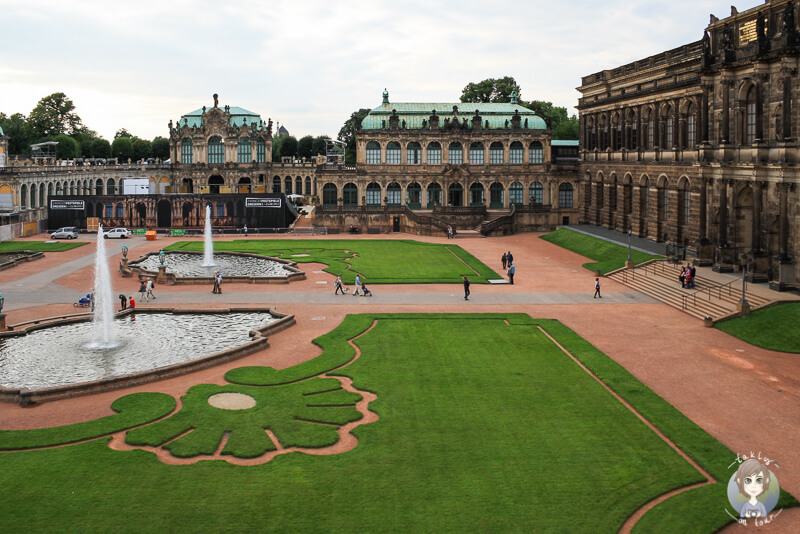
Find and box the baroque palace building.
[314,90,580,234]
[578,0,800,289]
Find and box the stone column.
[699,178,708,239]
[782,74,793,140]
[753,182,762,250]
[719,179,729,244]
[721,81,731,144]
[673,99,680,148]
[778,183,789,256]
[701,84,711,143]
[636,106,642,153]
[755,78,765,142]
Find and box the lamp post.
[737,263,751,315]
[625,226,634,269]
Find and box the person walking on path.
[138,280,148,302]
[507,263,515,285]
[334,275,346,295]
[212,271,221,294]
[216,271,223,294]
[243,225,248,237]
[593,277,602,298]
[146,278,156,300]
[463,275,471,300]
[119,294,127,311]
[502,252,508,270]
[506,251,514,266]
[353,273,362,296]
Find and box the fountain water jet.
[88,224,117,349]
[202,204,215,267]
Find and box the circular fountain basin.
[128,251,303,283]
[0,311,278,392]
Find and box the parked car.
[102,228,132,239]
[51,227,79,239]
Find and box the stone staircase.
[607,260,772,321]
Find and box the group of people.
[119,293,134,310]
[138,278,157,302]
[501,250,515,284]
[334,273,372,296]
[212,271,223,294]
[446,225,456,239]
[679,264,697,289]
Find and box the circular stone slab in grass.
[207,393,257,410]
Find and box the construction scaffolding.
[325,139,346,164]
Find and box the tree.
[460,76,521,104]
[132,138,152,161]
[111,136,133,161]
[271,135,284,162]
[280,136,298,159]
[115,128,133,139]
[553,117,579,140]
[312,136,328,159]
[0,112,33,155]
[151,136,170,160]
[92,139,112,158]
[80,139,94,158]
[28,92,85,138]
[338,108,370,164]
[526,100,569,130]
[53,134,79,159]
[297,135,314,159]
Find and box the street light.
[626,225,634,269]
[738,263,750,315]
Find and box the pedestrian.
[507,263,515,285]
[502,252,508,269]
[679,266,686,288]
[138,280,148,302]
[690,264,697,289]
[146,278,156,300]
[212,271,220,294]
[216,271,223,294]
[463,275,471,300]
[243,225,248,236]
[90,291,95,312]
[506,251,514,266]
[447,225,453,239]
[353,273,362,296]
[119,293,127,310]
[684,268,692,290]
[593,277,602,298]
[361,283,373,297]
[334,275,346,295]
[129,296,136,309]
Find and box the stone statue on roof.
[213,93,219,108]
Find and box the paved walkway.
[565,223,667,255]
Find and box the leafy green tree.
[527,100,570,130]
[312,136,328,159]
[338,108,370,164]
[28,92,86,138]
[115,128,133,139]
[280,135,298,159]
[92,139,112,158]
[553,117,579,140]
[80,138,94,158]
[271,135,284,162]
[151,136,170,160]
[53,134,80,159]
[132,138,152,161]
[297,135,314,159]
[460,76,521,104]
[111,136,134,161]
[0,112,33,155]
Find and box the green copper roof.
[179,106,264,129]
[551,140,578,146]
[361,102,547,131]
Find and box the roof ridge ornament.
[382,88,389,104]
[213,93,219,108]
[511,88,519,105]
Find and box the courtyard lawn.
[715,302,800,352]
[165,239,499,283]
[0,314,787,532]
[540,227,662,274]
[0,241,86,252]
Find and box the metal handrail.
[682,278,737,310]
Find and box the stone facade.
[578,0,800,288]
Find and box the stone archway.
[209,175,224,194]
[157,199,172,228]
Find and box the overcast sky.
[1,0,749,141]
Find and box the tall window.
[489,183,504,207]
[641,181,650,217]
[257,139,266,162]
[427,142,442,164]
[208,136,224,164]
[469,142,484,164]
[664,107,674,149]
[238,137,251,163]
[366,141,381,164]
[745,85,757,145]
[686,103,696,148]
[116,203,124,218]
[343,183,358,206]
[285,176,292,194]
[407,142,421,164]
[661,187,669,221]
[386,142,401,164]
[387,182,401,204]
[105,203,113,218]
[322,183,337,206]
[509,182,523,204]
[645,111,654,149]
[489,142,504,164]
[558,183,574,208]
[427,183,442,206]
[181,138,193,164]
[683,187,691,225]
[509,142,523,164]
[529,141,543,164]
[448,142,463,164]
[216,201,225,217]
[296,177,303,194]
[366,183,381,205]
[530,182,543,204]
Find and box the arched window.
[366,182,381,205]
[105,203,113,218]
[116,203,124,218]
[643,109,654,149]
[427,142,442,164]
[257,139,266,162]
[343,183,358,206]
[509,142,523,164]
[238,137,251,163]
[530,182,543,204]
[427,182,442,207]
[558,183,574,208]
[681,181,691,225]
[322,183,337,206]
[469,182,485,206]
[686,103,696,148]
[489,142,504,164]
[181,138,193,164]
[407,182,421,206]
[366,141,381,164]
[509,182,523,205]
[386,142,401,164]
[775,105,784,141]
[663,105,674,149]
[107,179,115,195]
[489,182,504,208]
[448,142,462,164]
[208,136,224,164]
[529,141,543,164]
[387,182,401,205]
[20,184,27,208]
[641,178,650,217]
[272,176,281,193]
[95,179,103,195]
[407,142,421,164]
[469,142,484,164]
[745,85,757,145]
[284,176,292,194]
[305,177,311,195]
[448,183,464,206]
[296,177,302,194]
[661,185,669,221]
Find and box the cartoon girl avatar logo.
[727,458,780,519]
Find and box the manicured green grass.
[715,302,800,352]
[2,314,786,532]
[0,241,87,252]
[540,227,663,274]
[165,239,499,283]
